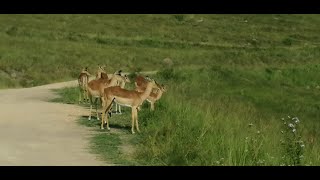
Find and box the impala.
[113,74,131,114]
[134,75,166,111]
[145,84,167,111]
[86,72,130,120]
[102,69,130,114]
[107,70,122,80]
[78,67,91,104]
[87,74,116,121]
[101,79,158,134]
[95,64,106,79]
[134,75,159,93]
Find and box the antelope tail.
[104,98,116,114]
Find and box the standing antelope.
[101,79,158,134]
[96,65,121,80]
[113,74,131,114]
[145,84,167,111]
[100,71,109,79]
[87,73,130,120]
[96,64,106,79]
[87,74,116,121]
[134,75,159,92]
[134,75,166,111]
[101,69,130,114]
[78,67,91,104]
[107,70,122,80]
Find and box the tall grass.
[51,65,320,166]
[133,66,320,166]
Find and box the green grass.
[1,15,320,88]
[52,64,320,166]
[76,117,138,166]
[51,87,141,165]
[51,87,80,104]
[131,67,320,166]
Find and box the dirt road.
[0,79,107,166]
[0,71,158,166]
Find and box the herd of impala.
[77,65,167,134]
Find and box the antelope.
[86,72,130,120]
[78,67,91,104]
[100,79,158,134]
[145,84,167,111]
[107,70,122,80]
[95,64,106,79]
[100,71,109,79]
[134,75,149,90]
[113,73,131,114]
[87,74,116,121]
[101,69,130,114]
[96,64,121,80]
[134,75,166,111]
[134,75,159,93]
[106,71,129,87]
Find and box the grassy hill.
[2,14,320,165]
[1,14,320,88]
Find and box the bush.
[282,37,293,46]
[173,15,185,22]
[157,68,186,82]
[280,116,305,166]
[6,26,19,36]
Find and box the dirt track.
[0,71,159,166]
[0,80,108,166]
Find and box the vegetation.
[53,64,320,165]
[1,14,320,88]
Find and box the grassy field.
[53,65,320,165]
[3,14,320,165]
[1,14,320,88]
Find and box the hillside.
[1,14,320,88]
